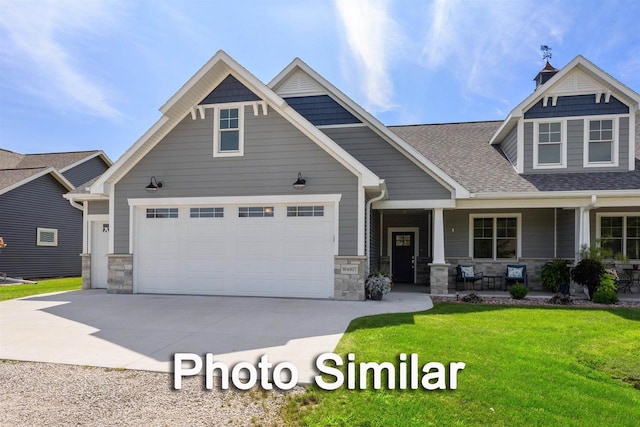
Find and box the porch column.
[429,208,450,294]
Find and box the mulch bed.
[431,294,640,309]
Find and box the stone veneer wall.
[334,256,366,300]
[445,258,564,291]
[107,254,133,294]
[80,253,91,290]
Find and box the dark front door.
[392,232,415,283]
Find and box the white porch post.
[429,208,450,294]
[433,208,446,264]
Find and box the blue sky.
[1,0,639,162]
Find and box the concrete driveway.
[0,290,432,384]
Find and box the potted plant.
[540,259,571,294]
[365,270,392,300]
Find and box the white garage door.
[133,202,335,298]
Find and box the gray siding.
[524,95,629,119]
[199,74,260,104]
[443,209,555,259]
[62,156,110,187]
[87,200,109,215]
[321,127,451,200]
[500,126,518,166]
[524,116,630,173]
[284,95,361,126]
[114,106,359,255]
[0,174,82,278]
[556,208,575,258]
[369,207,380,270]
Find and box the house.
[0,150,111,278]
[65,51,640,299]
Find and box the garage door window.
[190,207,224,218]
[287,206,324,217]
[238,207,274,217]
[146,208,178,219]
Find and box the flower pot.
[559,284,570,295]
[369,290,383,301]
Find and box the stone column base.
[334,256,366,301]
[428,263,451,294]
[80,253,91,290]
[107,254,133,294]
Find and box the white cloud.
[334,0,402,112]
[0,0,122,120]
[420,0,571,98]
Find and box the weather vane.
[540,45,552,61]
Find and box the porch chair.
[504,264,527,289]
[456,265,484,291]
[614,268,634,293]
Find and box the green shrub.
[509,283,528,299]
[592,288,619,304]
[599,273,617,293]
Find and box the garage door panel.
[134,201,335,298]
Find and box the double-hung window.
[214,107,244,157]
[470,215,520,260]
[534,121,564,168]
[585,118,617,166]
[597,214,640,260]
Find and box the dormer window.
[533,120,566,169]
[213,106,244,157]
[584,117,618,167]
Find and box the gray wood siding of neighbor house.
[321,127,451,200]
[0,174,82,278]
[500,126,518,167]
[62,156,110,187]
[443,209,555,259]
[524,116,630,173]
[87,200,109,215]
[114,106,359,255]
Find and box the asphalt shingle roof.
[0,167,48,192]
[390,121,640,194]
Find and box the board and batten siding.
[321,127,451,200]
[114,106,359,255]
[443,209,555,259]
[62,156,110,188]
[524,116,630,173]
[500,126,518,167]
[0,174,82,278]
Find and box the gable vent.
[276,70,325,97]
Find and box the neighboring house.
[66,51,640,299]
[0,150,111,278]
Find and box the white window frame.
[36,227,58,247]
[596,212,640,261]
[583,115,619,168]
[213,104,245,158]
[469,214,522,260]
[532,119,566,169]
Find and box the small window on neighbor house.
[190,207,224,218]
[588,119,613,163]
[36,227,58,247]
[214,107,244,157]
[146,208,178,219]
[238,207,274,218]
[537,122,562,165]
[286,206,324,217]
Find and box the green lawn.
[284,303,640,426]
[0,277,81,301]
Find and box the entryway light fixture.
[145,176,163,192]
[292,172,306,190]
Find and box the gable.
[275,69,325,97]
[284,95,362,126]
[199,74,261,105]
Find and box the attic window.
[213,107,244,157]
[36,228,58,247]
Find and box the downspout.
[365,180,387,274]
[67,197,84,211]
